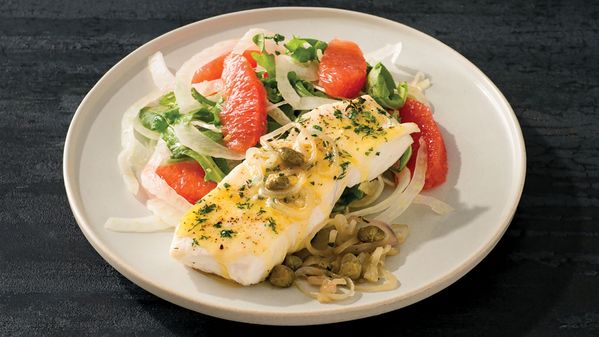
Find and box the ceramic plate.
[63,7,526,325]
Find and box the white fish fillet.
[170,96,419,285]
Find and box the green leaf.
[366,62,408,109]
[252,33,266,52]
[396,81,409,108]
[162,127,225,182]
[252,33,286,53]
[284,37,327,63]
[389,145,413,173]
[332,185,365,212]
[251,52,276,77]
[159,91,177,107]
[200,129,222,142]
[213,157,230,175]
[258,75,283,103]
[287,71,327,98]
[191,88,216,106]
[267,117,282,133]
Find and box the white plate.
[63,7,525,325]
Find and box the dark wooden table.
[1,1,598,336]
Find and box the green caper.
[265,173,290,190]
[269,265,295,288]
[338,253,362,280]
[284,255,303,271]
[279,147,305,167]
[357,225,386,243]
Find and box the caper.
[284,255,303,271]
[357,225,386,243]
[338,253,362,280]
[269,265,295,288]
[279,147,305,167]
[265,173,290,190]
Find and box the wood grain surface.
[1,0,597,336]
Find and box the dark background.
[1,0,598,336]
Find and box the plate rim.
[63,6,527,325]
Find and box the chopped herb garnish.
[333,109,343,119]
[213,222,222,229]
[336,161,350,180]
[236,201,251,209]
[257,207,266,215]
[220,229,235,238]
[324,152,334,163]
[265,217,278,233]
[199,203,216,215]
[223,182,231,188]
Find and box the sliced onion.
[275,55,301,108]
[191,79,223,97]
[148,51,175,93]
[267,105,292,125]
[146,198,185,227]
[275,54,337,110]
[259,122,299,149]
[172,122,245,160]
[231,28,282,55]
[191,120,221,133]
[364,42,402,65]
[375,138,427,223]
[286,60,319,81]
[354,268,399,292]
[349,168,411,217]
[349,176,384,208]
[118,91,162,195]
[140,140,193,213]
[408,72,431,105]
[133,116,160,140]
[296,96,339,110]
[104,215,171,232]
[413,194,454,214]
[174,39,238,114]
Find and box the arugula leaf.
[332,185,365,212]
[139,107,170,133]
[189,88,221,125]
[279,104,296,120]
[200,129,223,142]
[287,71,327,97]
[285,37,327,63]
[161,127,226,182]
[249,40,282,104]
[213,157,230,175]
[251,52,276,77]
[256,73,283,103]
[252,34,266,52]
[252,33,285,52]
[267,117,282,133]
[366,62,409,109]
[390,145,413,173]
[191,88,216,107]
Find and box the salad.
[105,28,452,302]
